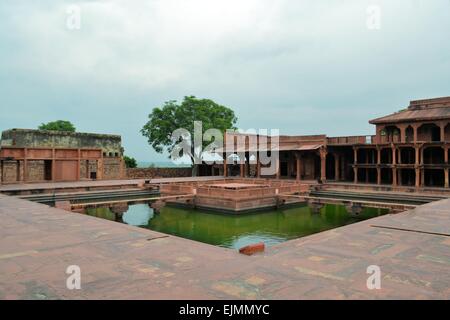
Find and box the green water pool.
[86,204,388,249]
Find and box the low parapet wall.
[126,167,192,179]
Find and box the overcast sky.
[1,0,449,162]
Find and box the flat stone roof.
[0,185,449,299]
[208,183,269,189]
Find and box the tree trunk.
[192,164,199,177]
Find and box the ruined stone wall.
[26,160,45,181]
[1,158,124,183]
[1,161,21,182]
[126,167,192,179]
[103,158,124,180]
[1,129,122,154]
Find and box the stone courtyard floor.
[0,181,449,299]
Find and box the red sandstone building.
[0,129,125,183]
[211,96,450,189]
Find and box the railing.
[327,135,376,145]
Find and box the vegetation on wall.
[123,156,138,168]
[38,120,76,132]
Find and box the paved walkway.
[0,194,449,299]
[0,177,222,193]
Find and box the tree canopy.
[141,96,237,174]
[123,156,138,168]
[39,120,76,132]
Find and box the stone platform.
[0,185,449,299]
[160,179,311,213]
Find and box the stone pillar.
[440,122,446,142]
[413,124,418,144]
[240,162,244,177]
[415,146,420,165]
[23,148,28,182]
[296,155,301,181]
[353,147,358,164]
[354,167,358,184]
[320,148,327,182]
[445,169,449,188]
[245,152,249,177]
[377,147,381,165]
[97,158,104,180]
[415,168,420,188]
[256,153,261,178]
[400,125,406,143]
[392,147,396,165]
[421,169,425,187]
[51,149,56,181]
[223,153,227,177]
[276,157,280,179]
[76,149,81,181]
[445,146,449,164]
[334,154,340,181]
[377,167,381,185]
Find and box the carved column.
[223,153,227,177]
[256,153,261,178]
[440,122,446,142]
[413,124,418,144]
[276,156,280,179]
[296,154,301,181]
[245,152,250,177]
[334,154,340,181]
[76,149,81,181]
[415,146,420,166]
[320,148,327,182]
[445,169,449,188]
[415,168,420,188]
[23,148,28,182]
[445,146,449,188]
[377,167,381,185]
[400,125,406,143]
[392,146,396,165]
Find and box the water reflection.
[86,203,388,249]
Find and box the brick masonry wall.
[103,158,124,180]
[27,160,45,181]
[126,167,192,179]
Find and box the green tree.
[39,120,76,132]
[141,96,237,176]
[123,156,138,168]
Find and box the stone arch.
[418,123,441,142]
[383,125,401,143]
[405,125,414,143]
[445,123,450,142]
